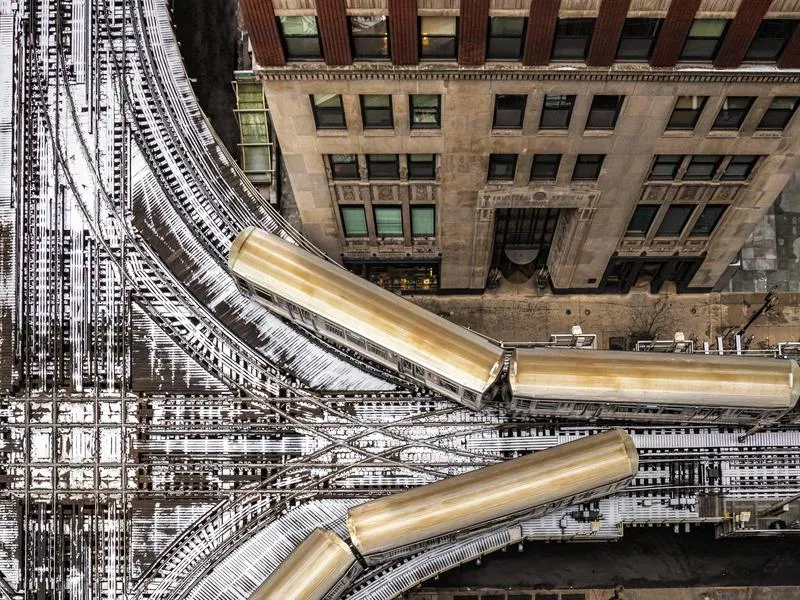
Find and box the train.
[250,429,639,600]
[229,227,800,425]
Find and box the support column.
[778,27,800,68]
[714,0,773,68]
[522,0,560,66]
[239,0,285,66]
[649,0,701,67]
[388,0,419,65]
[458,0,489,65]
[587,0,632,67]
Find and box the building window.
[411,205,436,237]
[311,94,346,129]
[744,20,799,62]
[373,205,403,237]
[278,16,322,60]
[530,154,562,181]
[585,95,624,130]
[493,94,527,129]
[551,19,595,61]
[487,154,518,181]
[340,205,368,237]
[655,205,695,237]
[420,17,458,60]
[407,154,436,180]
[366,154,400,179]
[666,96,708,130]
[680,19,728,61]
[649,155,684,180]
[721,155,760,181]
[711,97,755,130]
[616,18,661,61]
[350,16,390,60]
[487,17,526,60]
[572,154,605,181]
[329,154,359,180]
[360,95,393,129]
[684,155,723,180]
[625,204,659,236]
[689,204,727,236]
[757,97,800,130]
[410,94,441,129]
[540,95,576,129]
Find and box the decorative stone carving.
[478,187,597,209]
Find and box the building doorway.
[490,208,561,283]
[601,255,705,294]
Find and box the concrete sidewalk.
[408,288,800,350]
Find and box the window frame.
[585,95,625,130]
[572,154,605,181]
[486,17,527,60]
[539,95,577,130]
[757,97,800,131]
[487,153,518,181]
[407,154,436,180]
[409,94,442,129]
[339,205,369,238]
[529,154,562,181]
[410,205,436,237]
[654,204,696,237]
[616,18,662,61]
[551,18,595,61]
[648,155,685,181]
[419,16,459,60]
[711,96,756,131]
[625,204,660,237]
[492,94,527,129]
[366,154,400,180]
[666,96,708,130]
[360,94,394,129]
[683,155,723,181]
[689,204,727,237]
[744,19,799,62]
[328,154,360,180]
[721,155,760,181]
[278,16,323,60]
[372,205,404,237]
[310,94,347,130]
[679,18,729,61]
[349,16,391,61]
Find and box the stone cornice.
[255,63,800,84]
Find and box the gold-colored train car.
[347,428,638,564]
[229,227,505,408]
[509,348,800,424]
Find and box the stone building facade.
[240,0,800,294]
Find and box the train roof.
[511,348,800,409]
[229,227,505,394]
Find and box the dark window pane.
[540,95,576,129]
[684,155,722,180]
[329,154,359,180]
[656,205,695,236]
[616,18,661,60]
[493,94,527,128]
[420,17,458,59]
[410,94,441,129]
[340,205,368,237]
[666,96,708,130]
[744,19,798,61]
[626,204,659,236]
[411,205,435,237]
[586,95,624,129]
[552,19,595,60]
[680,19,727,60]
[350,16,390,60]
[649,155,684,180]
[721,155,759,180]
[690,204,727,236]
[311,94,346,129]
[408,154,436,180]
[712,96,755,130]
[487,17,526,59]
[373,205,403,236]
[530,154,562,181]
[572,154,605,181]
[757,96,800,130]
[367,154,400,179]
[361,94,393,128]
[488,154,518,180]
[279,16,322,59]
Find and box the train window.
[438,378,458,393]
[366,342,388,359]
[327,323,345,338]
[346,331,367,348]
[413,364,427,378]
[463,390,477,403]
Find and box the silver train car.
[229,227,504,409]
[251,430,638,599]
[509,348,800,425]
